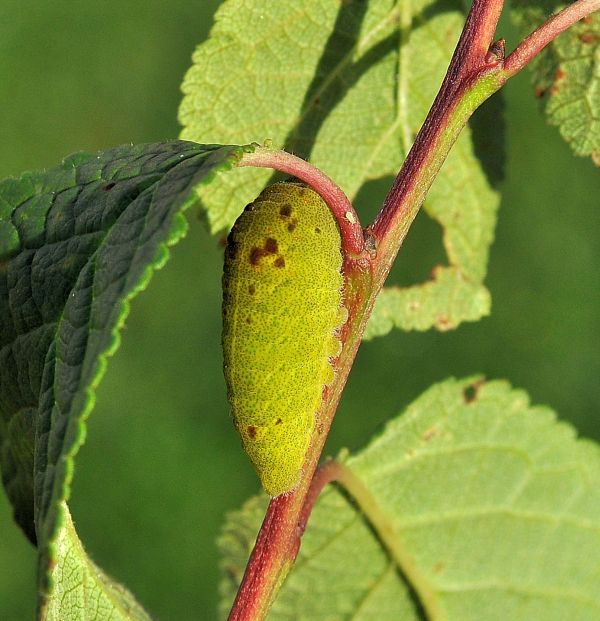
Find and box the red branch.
[228,494,297,621]
[371,0,504,255]
[297,461,345,534]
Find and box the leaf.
[511,1,600,165]
[179,0,500,335]
[0,140,248,615]
[219,377,600,620]
[40,503,152,621]
[364,266,491,337]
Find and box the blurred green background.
[0,1,598,620]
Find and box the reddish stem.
[228,494,297,621]
[371,0,504,256]
[229,460,358,621]
[239,149,365,257]
[297,460,346,534]
[504,0,600,76]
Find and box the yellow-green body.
[222,182,345,496]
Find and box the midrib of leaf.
[334,464,446,621]
[352,406,600,615]
[397,0,414,157]
[361,0,413,182]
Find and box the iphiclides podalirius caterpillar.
[222,182,347,496]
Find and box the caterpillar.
[222,182,346,496]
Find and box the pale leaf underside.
[219,378,600,620]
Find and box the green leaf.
[0,140,247,615]
[219,377,600,620]
[364,266,491,337]
[40,503,152,621]
[179,0,500,335]
[511,1,600,165]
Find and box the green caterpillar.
[222,182,346,496]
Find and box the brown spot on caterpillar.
[315,227,321,234]
[246,317,252,324]
[248,284,256,295]
[274,257,286,268]
[287,219,297,232]
[247,426,257,439]
[250,247,268,265]
[275,418,283,425]
[279,204,292,218]
[250,238,279,265]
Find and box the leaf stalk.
[239,149,366,257]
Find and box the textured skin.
[222,182,345,496]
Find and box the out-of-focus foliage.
[511,0,600,164]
